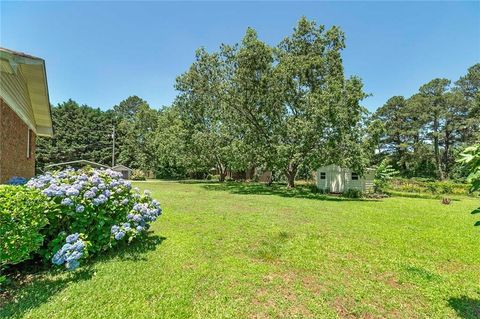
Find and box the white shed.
[111,165,133,179]
[316,164,375,193]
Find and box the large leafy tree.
[229,18,367,187]
[174,48,246,181]
[113,96,158,171]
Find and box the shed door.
[330,170,345,193]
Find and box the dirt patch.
[249,271,315,318]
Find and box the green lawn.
[1,181,479,318]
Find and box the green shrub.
[374,159,398,193]
[131,169,146,181]
[26,168,161,262]
[388,178,471,196]
[343,189,363,198]
[0,186,51,268]
[1,168,163,274]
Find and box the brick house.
[0,48,53,183]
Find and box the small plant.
[374,159,398,193]
[131,169,146,181]
[442,197,451,205]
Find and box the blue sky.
[1,1,479,112]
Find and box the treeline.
[37,17,479,185]
[372,64,479,180]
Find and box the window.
[351,172,359,180]
[320,172,326,180]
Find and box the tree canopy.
[36,20,479,186]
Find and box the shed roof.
[0,47,53,137]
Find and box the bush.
[388,178,471,196]
[0,186,51,268]
[24,168,161,270]
[131,169,146,181]
[374,159,398,193]
[342,189,363,198]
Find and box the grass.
[1,180,480,318]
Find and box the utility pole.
[112,124,115,167]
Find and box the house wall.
[0,64,36,132]
[0,98,36,183]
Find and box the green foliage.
[36,100,114,171]
[131,169,146,181]
[388,178,472,196]
[458,144,480,192]
[458,144,480,226]
[30,168,160,258]
[374,159,399,193]
[0,186,51,268]
[372,64,479,180]
[0,168,161,277]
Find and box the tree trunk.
[285,163,297,188]
[219,171,226,182]
[217,163,227,182]
[433,118,445,180]
[443,125,451,179]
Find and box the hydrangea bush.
[26,167,162,269]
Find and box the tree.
[419,78,451,180]
[374,96,413,172]
[455,64,480,143]
[174,48,244,181]
[36,100,113,171]
[113,95,148,121]
[113,97,158,171]
[153,106,189,179]
[229,18,367,187]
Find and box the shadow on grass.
[448,296,480,319]
[0,232,165,318]
[201,182,374,202]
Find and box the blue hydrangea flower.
[66,187,79,197]
[84,190,95,199]
[111,225,120,234]
[76,204,85,213]
[114,231,125,240]
[51,235,86,270]
[66,233,80,244]
[61,197,74,206]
